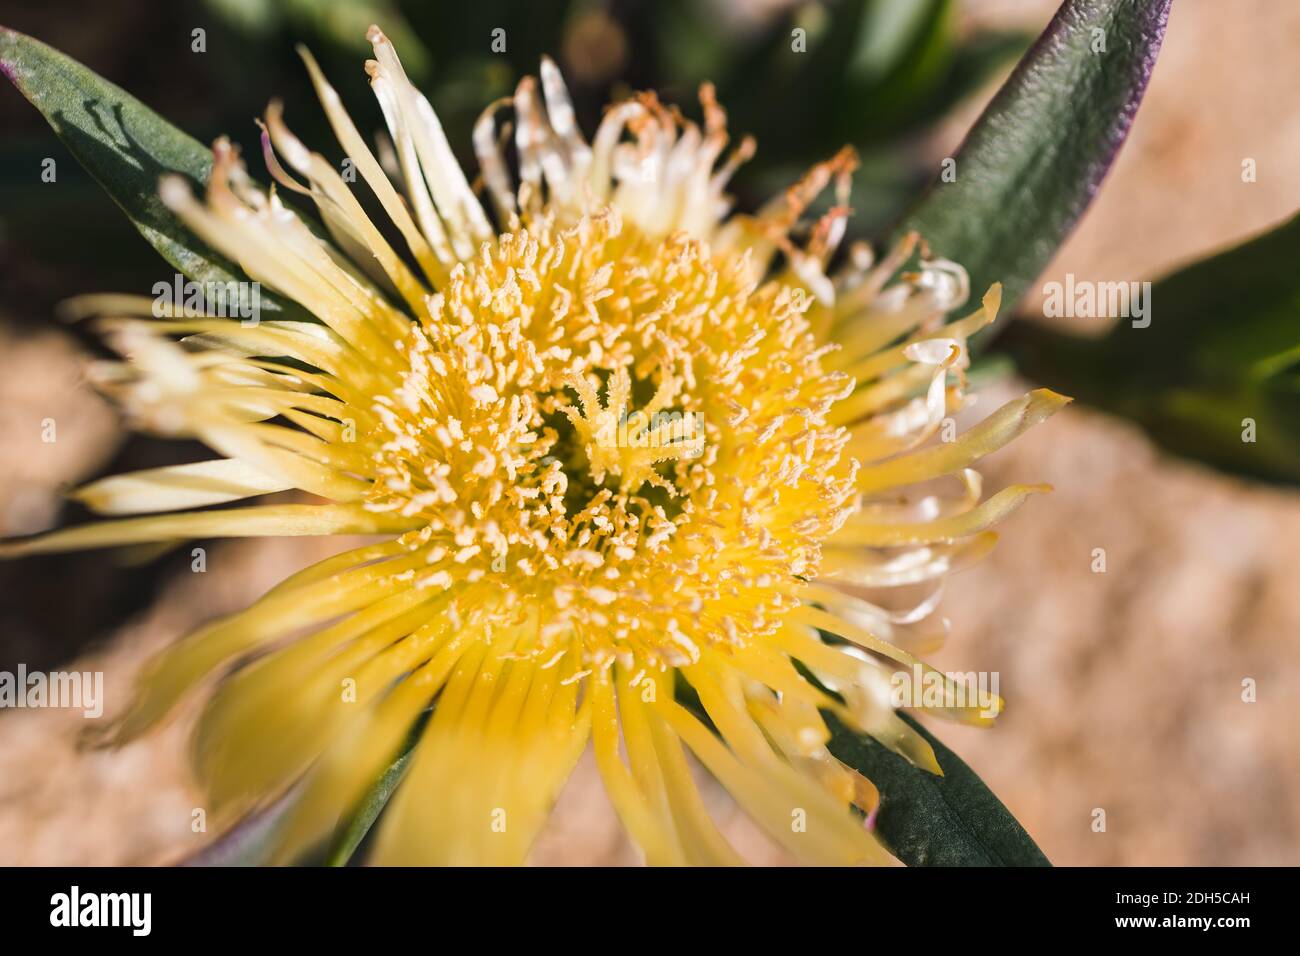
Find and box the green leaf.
[0,25,305,321]
[322,745,414,866]
[897,0,1171,311]
[1004,211,1300,485]
[675,671,1044,865]
[833,0,957,142]
[826,711,1050,866]
[316,706,429,865]
[929,29,1036,115]
[845,0,951,87]
[206,0,434,82]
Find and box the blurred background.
[1,0,1298,865]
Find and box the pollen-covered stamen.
[562,367,701,494]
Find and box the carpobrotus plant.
[1,3,1172,865]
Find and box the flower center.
[364,208,858,665]
[561,366,703,495]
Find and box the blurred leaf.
[204,0,431,78]
[398,0,572,153]
[294,0,430,81]
[827,711,1050,866]
[1005,212,1300,484]
[898,0,1171,311]
[847,0,948,86]
[652,0,1024,240]
[650,0,741,88]
[204,0,283,38]
[181,788,298,866]
[834,0,956,140]
[717,0,956,161]
[926,28,1035,116]
[0,26,308,321]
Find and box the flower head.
[2,26,1067,865]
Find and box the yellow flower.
[1,27,1068,865]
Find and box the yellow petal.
[0,503,416,557]
[858,389,1071,494]
[72,459,294,515]
[831,483,1051,547]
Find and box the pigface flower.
[2,26,1067,865]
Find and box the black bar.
[0,866,1282,941]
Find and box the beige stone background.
[1,0,1299,865]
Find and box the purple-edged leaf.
[179,788,298,867]
[897,0,1171,311]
